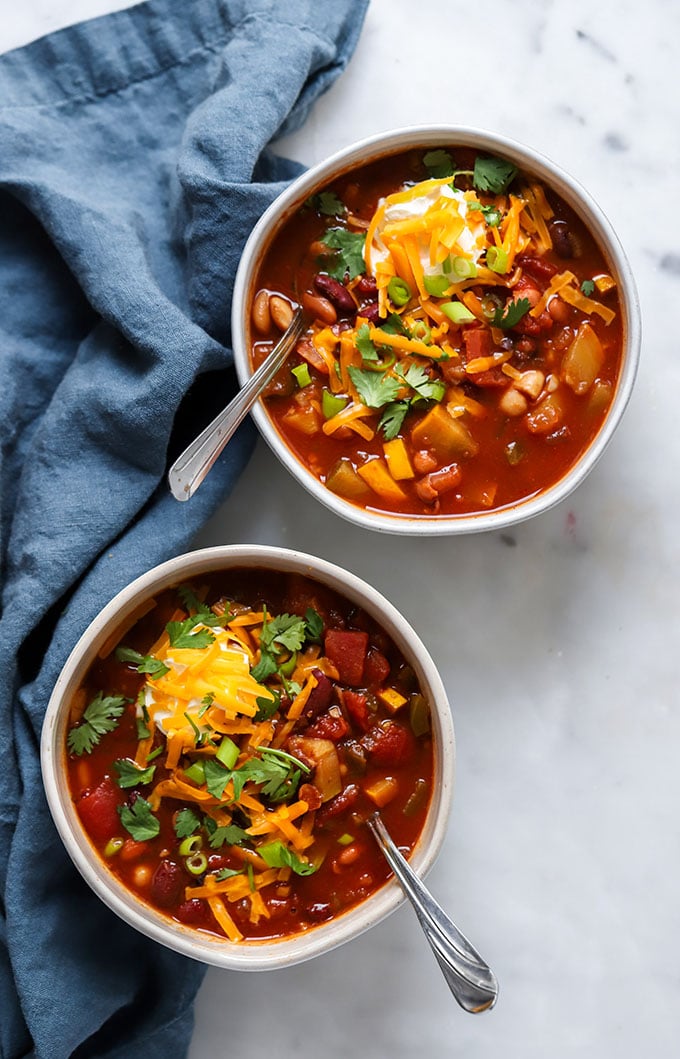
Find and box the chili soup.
[59,557,443,948]
[235,130,638,532]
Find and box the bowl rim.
[41,544,455,970]
[231,123,642,536]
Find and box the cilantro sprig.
[319,228,366,281]
[493,296,531,330]
[67,692,127,756]
[473,155,518,195]
[259,840,317,876]
[113,758,156,789]
[115,646,169,679]
[118,796,160,841]
[201,746,310,807]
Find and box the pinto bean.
[549,220,574,259]
[252,289,271,334]
[412,449,439,475]
[415,464,461,503]
[299,783,323,811]
[313,274,356,316]
[548,295,571,323]
[302,290,337,325]
[270,295,294,332]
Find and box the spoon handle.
[367,813,498,1014]
[168,309,305,501]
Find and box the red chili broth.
[66,569,434,942]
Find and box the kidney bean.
[76,779,121,841]
[313,274,356,316]
[303,669,333,718]
[360,302,381,324]
[355,275,378,296]
[516,255,558,283]
[150,859,184,908]
[251,289,271,334]
[549,220,574,259]
[175,898,212,928]
[302,290,337,325]
[269,295,294,332]
[316,783,361,824]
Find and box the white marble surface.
[4,1,680,1056]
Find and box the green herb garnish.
[174,807,202,838]
[580,279,595,296]
[118,796,160,842]
[473,155,518,195]
[319,228,366,281]
[423,149,455,178]
[113,758,156,789]
[67,692,127,756]
[493,296,531,330]
[259,840,318,876]
[115,646,169,679]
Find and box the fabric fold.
[0,1,368,1055]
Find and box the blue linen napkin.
[0,1,368,1055]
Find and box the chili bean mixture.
[66,570,433,941]
[251,147,623,517]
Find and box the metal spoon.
[168,308,306,501]
[367,813,498,1013]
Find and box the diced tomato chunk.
[462,327,492,362]
[363,649,390,689]
[343,690,371,733]
[324,629,368,686]
[306,710,350,742]
[362,721,415,767]
[76,778,121,841]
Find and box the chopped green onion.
[104,838,124,858]
[441,301,476,325]
[278,652,298,677]
[322,389,349,419]
[184,761,206,786]
[423,274,450,298]
[185,852,208,876]
[216,736,239,769]
[291,363,312,388]
[179,835,203,857]
[387,276,411,306]
[403,778,429,817]
[146,745,163,762]
[481,293,502,320]
[451,256,477,280]
[337,833,354,846]
[505,440,525,465]
[410,321,432,344]
[486,247,509,274]
[409,693,430,737]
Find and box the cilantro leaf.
[309,191,346,217]
[580,279,595,296]
[115,646,169,679]
[198,693,214,718]
[118,796,160,841]
[473,155,518,195]
[379,313,410,336]
[378,401,410,440]
[319,228,366,281]
[304,608,324,644]
[347,366,402,409]
[254,691,280,722]
[493,296,531,329]
[136,697,151,740]
[208,824,250,849]
[67,693,127,756]
[355,321,378,362]
[174,808,202,838]
[203,758,232,800]
[260,614,308,654]
[423,149,455,179]
[250,649,278,684]
[215,866,246,881]
[177,586,229,628]
[396,363,446,402]
[259,840,318,876]
[113,758,156,789]
[166,616,216,651]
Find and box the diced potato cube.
[365,776,399,808]
[281,403,322,435]
[562,322,604,395]
[410,404,479,459]
[326,459,371,500]
[378,687,408,713]
[357,459,407,501]
[383,438,415,480]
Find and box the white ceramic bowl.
[41,545,455,970]
[232,125,641,535]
